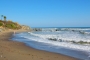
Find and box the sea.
[11,27,90,60]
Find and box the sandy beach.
[0,30,79,60]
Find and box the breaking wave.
[12,27,90,60]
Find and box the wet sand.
[0,30,79,60]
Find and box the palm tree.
[4,16,6,21]
[1,15,3,20]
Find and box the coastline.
[0,30,79,60]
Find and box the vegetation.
[0,19,22,29]
[0,15,30,30]
[1,15,3,20]
[0,22,3,26]
[0,15,22,29]
[4,16,6,21]
[5,23,16,29]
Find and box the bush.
[5,23,17,29]
[0,22,3,26]
[0,20,22,29]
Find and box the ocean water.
[12,27,90,60]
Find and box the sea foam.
[12,28,90,60]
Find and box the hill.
[0,20,31,31]
[0,20,22,29]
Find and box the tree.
[4,16,6,21]
[1,15,3,20]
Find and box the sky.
[0,0,90,27]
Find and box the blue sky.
[0,0,90,27]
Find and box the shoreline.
[0,30,80,60]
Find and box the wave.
[79,31,90,35]
[22,35,90,53]
[12,31,90,60]
[26,32,90,52]
[41,28,90,31]
[32,28,90,36]
[28,32,90,42]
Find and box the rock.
[21,25,31,30]
[48,38,57,41]
[33,28,42,31]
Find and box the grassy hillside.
[0,20,22,29]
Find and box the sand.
[0,30,79,60]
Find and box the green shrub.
[0,20,22,29]
[0,22,3,26]
[5,23,17,29]
[5,24,12,28]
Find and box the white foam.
[23,35,90,52]
[25,32,90,52]
[60,28,90,31]
[28,32,90,42]
[12,28,90,60]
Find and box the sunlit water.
[12,27,90,60]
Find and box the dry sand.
[0,30,79,60]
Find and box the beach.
[0,30,79,60]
